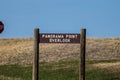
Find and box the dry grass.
[0,38,120,65]
[0,38,34,65]
[86,38,120,60]
[92,61,120,73]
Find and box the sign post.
[80,29,86,80]
[33,28,39,80]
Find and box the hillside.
[0,38,120,65]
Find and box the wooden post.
[33,28,39,80]
[80,29,86,80]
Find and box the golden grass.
[91,61,120,73]
[0,38,120,65]
[92,62,120,69]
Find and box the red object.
[0,21,4,33]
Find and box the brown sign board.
[40,33,80,43]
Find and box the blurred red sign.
[40,33,80,43]
[0,21,4,33]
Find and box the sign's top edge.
[40,33,80,34]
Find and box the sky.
[0,0,120,38]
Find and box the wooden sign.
[40,33,80,43]
[33,28,86,80]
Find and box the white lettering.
[66,34,78,38]
[49,39,70,43]
[42,34,45,38]
[42,34,64,38]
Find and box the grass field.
[0,38,120,80]
[0,60,120,80]
[0,38,120,65]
